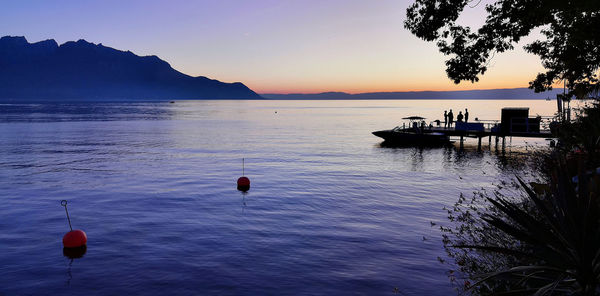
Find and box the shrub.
[442,155,600,295]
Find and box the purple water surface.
[0,100,553,295]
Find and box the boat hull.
[372,129,451,146]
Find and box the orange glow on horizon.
[246,75,564,94]
[252,83,563,95]
[236,65,561,95]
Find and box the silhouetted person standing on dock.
[457,111,464,122]
[448,109,454,127]
[443,110,448,128]
[464,108,469,122]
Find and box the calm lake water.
[0,100,556,295]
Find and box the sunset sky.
[0,0,547,94]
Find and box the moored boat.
[372,116,451,146]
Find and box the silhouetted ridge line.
[0,36,261,101]
[262,88,563,100]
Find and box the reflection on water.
[63,246,87,259]
[0,103,177,122]
[377,141,541,178]
[64,246,87,288]
[0,100,551,295]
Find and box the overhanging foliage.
[404,0,600,98]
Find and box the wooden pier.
[428,126,554,150]
[384,108,559,150]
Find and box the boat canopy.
[402,116,426,120]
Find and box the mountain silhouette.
[262,88,563,100]
[0,36,261,101]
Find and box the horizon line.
[259,86,565,95]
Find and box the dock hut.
[500,107,541,135]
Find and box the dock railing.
[429,116,557,136]
[469,119,500,131]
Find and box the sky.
[0,0,547,94]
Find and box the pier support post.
[502,136,506,150]
[460,135,464,149]
[478,137,482,151]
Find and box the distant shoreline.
[261,87,562,101]
[0,87,563,102]
[258,97,554,100]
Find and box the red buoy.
[63,230,87,248]
[237,158,251,192]
[60,200,87,248]
[237,176,250,186]
[237,176,250,192]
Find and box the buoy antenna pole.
[243,158,245,176]
[61,200,73,231]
